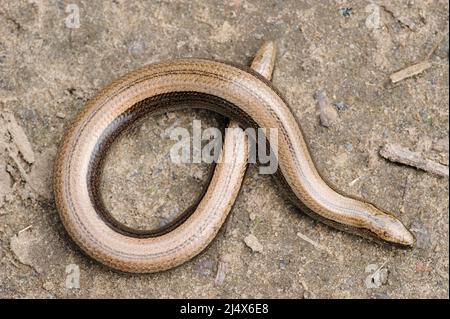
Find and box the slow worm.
[54,42,414,273]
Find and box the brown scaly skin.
[54,42,414,273]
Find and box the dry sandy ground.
[0,0,448,298]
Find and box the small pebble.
[192,168,204,180]
[56,112,66,119]
[254,33,264,40]
[365,263,388,288]
[315,90,338,128]
[43,281,54,291]
[334,101,348,111]
[344,277,355,289]
[344,143,353,152]
[339,7,353,17]
[415,261,428,273]
[419,110,429,121]
[279,258,289,270]
[243,234,263,253]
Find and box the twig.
[389,29,448,84]
[18,225,32,234]
[296,231,332,255]
[380,143,449,177]
[7,146,48,199]
[214,260,227,286]
[348,175,363,187]
[389,61,432,83]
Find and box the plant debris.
[380,143,449,177]
[389,61,432,83]
[2,112,35,164]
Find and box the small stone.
[249,213,256,221]
[419,110,429,121]
[43,281,55,291]
[164,112,177,121]
[365,263,389,288]
[344,277,355,289]
[339,7,353,17]
[195,259,215,277]
[243,234,263,253]
[415,261,428,273]
[56,112,66,119]
[344,143,353,152]
[334,101,348,111]
[315,90,338,127]
[191,168,204,180]
[279,258,289,270]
